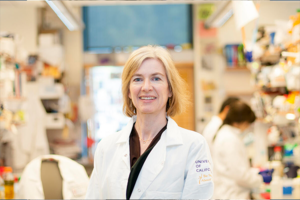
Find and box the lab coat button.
[138,189,141,192]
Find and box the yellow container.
[3,167,14,199]
[4,180,14,199]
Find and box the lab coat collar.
[115,116,183,147]
[165,116,183,146]
[115,116,135,144]
[212,115,222,123]
[222,124,241,135]
[28,155,76,183]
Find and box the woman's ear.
[128,90,132,99]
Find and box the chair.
[17,155,90,199]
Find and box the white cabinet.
[39,80,66,129]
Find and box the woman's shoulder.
[95,130,125,151]
[168,117,205,141]
[178,127,207,146]
[214,125,239,144]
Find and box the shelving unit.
[226,91,255,96]
[225,67,250,72]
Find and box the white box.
[40,83,64,100]
[39,34,55,47]
[45,113,65,129]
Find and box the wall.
[63,7,83,89]
[83,49,194,65]
[0,5,38,54]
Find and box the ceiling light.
[205,1,232,28]
[45,0,84,31]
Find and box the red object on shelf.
[199,21,217,38]
[274,146,282,152]
[260,192,270,199]
[0,166,4,177]
[87,137,95,148]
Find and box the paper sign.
[199,22,217,38]
[198,4,215,20]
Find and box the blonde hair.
[122,45,189,117]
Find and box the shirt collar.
[116,116,183,146]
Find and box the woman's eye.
[133,78,142,82]
[153,77,161,81]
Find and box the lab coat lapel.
[58,158,86,199]
[27,158,44,198]
[131,131,167,199]
[59,161,75,199]
[116,117,135,170]
[121,142,130,170]
[130,117,183,199]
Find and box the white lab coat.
[86,116,214,199]
[11,82,49,171]
[17,155,90,199]
[212,125,263,199]
[202,116,222,152]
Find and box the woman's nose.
[142,79,153,91]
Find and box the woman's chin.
[137,108,158,115]
[139,110,155,115]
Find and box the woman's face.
[128,58,172,116]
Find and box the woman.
[86,46,214,199]
[212,101,263,199]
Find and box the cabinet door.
[172,63,195,131]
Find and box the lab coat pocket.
[144,191,182,199]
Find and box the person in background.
[86,45,214,199]
[212,101,263,199]
[202,97,239,151]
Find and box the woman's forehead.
[133,58,167,75]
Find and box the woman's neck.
[135,113,167,140]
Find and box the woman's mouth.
[139,97,156,100]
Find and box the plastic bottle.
[282,176,294,199]
[270,176,283,199]
[0,176,4,199]
[293,169,300,199]
[272,146,282,161]
[13,176,19,196]
[3,167,14,199]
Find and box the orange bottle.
[3,167,14,199]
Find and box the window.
[83,4,193,53]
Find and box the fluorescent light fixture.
[205,1,233,28]
[45,0,84,31]
[286,113,296,120]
